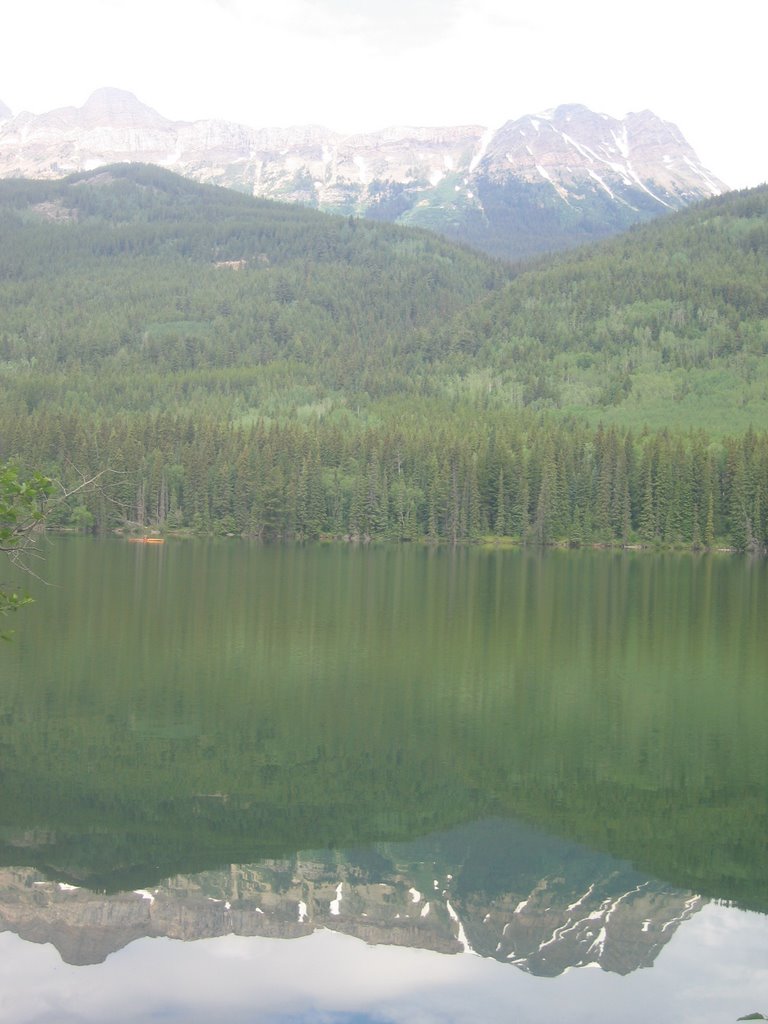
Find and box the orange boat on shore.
[128,537,165,544]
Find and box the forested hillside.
[0,163,507,404]
[425,185,768,432]
[1,165,767,549]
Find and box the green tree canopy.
[0,461,53,631]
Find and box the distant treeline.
[1,167,768,549]
[4,409,766,550]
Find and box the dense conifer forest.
[1,164,767,549]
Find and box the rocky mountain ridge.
[0,88,727,259]
[0,859,702,972]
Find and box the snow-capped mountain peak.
[0,90,727,260]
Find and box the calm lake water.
[0,538,766,1022]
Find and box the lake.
[0,538,766,1022]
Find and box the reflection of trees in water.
[0,542,766,908]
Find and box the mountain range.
[0,817,704,972]
[0,87,727,260]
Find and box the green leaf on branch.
[0,461,54,636]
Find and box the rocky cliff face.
[0,859,703,972]
[0,89,726,259]
[478,104,723,206]
[459,874,703,975]
[0,864,460,966]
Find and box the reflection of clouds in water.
[1,905,767,1024]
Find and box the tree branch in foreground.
[0,461,107,635]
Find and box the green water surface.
[0,539,765,909]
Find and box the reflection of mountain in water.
[0,819,704,972]
[463,879,702,976]
[3,544,767,918]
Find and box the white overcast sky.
[2,0,765,189]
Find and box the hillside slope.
[431,185,768,433]
[0,167,766,549]
[0,162,507,414]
